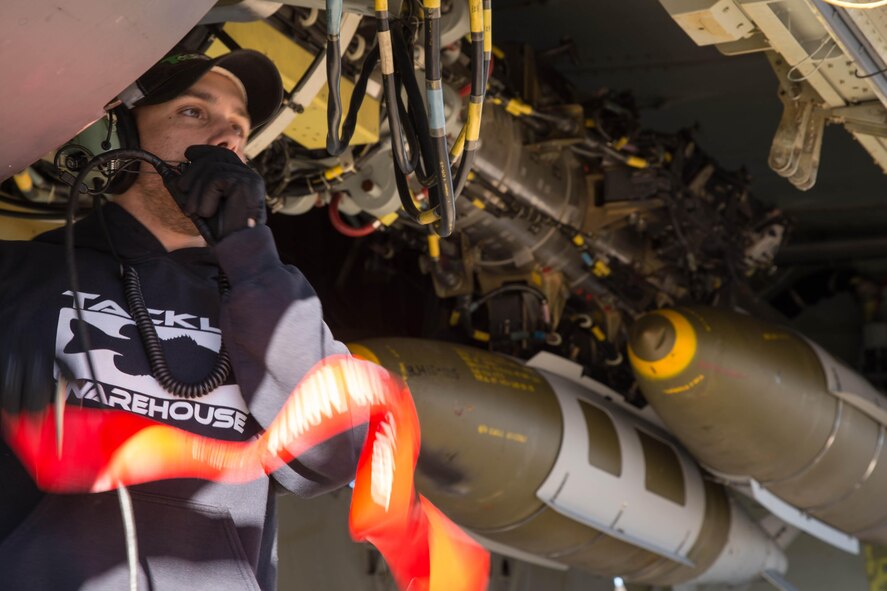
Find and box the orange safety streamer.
[1,355,489,591]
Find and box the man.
[0,49,362,590]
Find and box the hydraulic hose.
[390,24,434,185]
[422,0,456,237]
[387,22,442,226]
[328,192,378,237]
[325,0,491,237]
[375,0,418,174]
[451,0,486,198]
[326,0,386,156]
[328,44,381,156]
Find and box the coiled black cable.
[122,266,232,399]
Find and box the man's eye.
[180,107,203,118]
[233,123,246,137]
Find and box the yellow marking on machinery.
[762,332,791,341]
[324,164,346,181]
[374,0,387,11]
[417,209,439,225]
[477,424,528,443]
[13,171,33,193]
[0,194,61,240]
[466,100,483,141]
[472,330,491,342]
[626,156,649,169]
[470,198,485,210]
[628,309,698,380]
[865,544,887,591]
[427,234,441,260]
[455,348,542,391]
[379,212,399,226]
[663,374,705,395]
[207,21,380,149]
[0,216,60,240]
[424,0,442,8]
[591,326,607,342]
[469,0,483,33]
[531,271,543,286]
[347,343,382,365]
[504,98,533,117]
[449,310,461,326]
[613,137,629,150]
[451,127,466,160]
[491,45,505,59]
[571,234,585,247]
[399,362,409,383]
[592,260,611,278]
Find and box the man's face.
[135,70,252,164]
[127,70,252,235]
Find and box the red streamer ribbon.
[2,355,489,591]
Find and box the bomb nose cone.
[628,310,697,380]
[629,314,676,362]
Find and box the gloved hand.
[173,145,268,243]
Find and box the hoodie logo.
[56,291,256,441]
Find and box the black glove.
[173,145,268,243]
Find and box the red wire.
[328,192,377,238]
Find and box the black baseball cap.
[119,49,283,128]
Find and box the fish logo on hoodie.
[55,290,259,441]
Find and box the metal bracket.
[829,101,887,138]
[750,479,860,555]
[766,51,827,191]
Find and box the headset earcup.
[104,106,140,194]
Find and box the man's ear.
[101,106,141,195]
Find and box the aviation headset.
[56,50,283,195]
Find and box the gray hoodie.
[0,203,362,590]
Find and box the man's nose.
[208,121,244,152]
